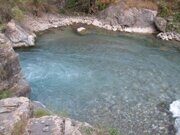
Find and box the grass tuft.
[34,109,51,118]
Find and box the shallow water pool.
[16,27,180,135]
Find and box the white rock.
[175,118,180,135]
[170,100,180,118]
[77,27,86,32]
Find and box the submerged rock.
[77,27,87,35]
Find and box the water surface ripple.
[17,28,180,135]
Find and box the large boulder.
[99,1,157,32]
[24,116,97,135]
[5,20,36,47]
[0,97,32,135]
[0,41,30,96]
[154,17,167,32]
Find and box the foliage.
[0,90,12,100]
[34,109,51,118]
[174,12,180,22]
[65,0,117,13]
[96,0,108,11]
[124,0,158,10]
[158,0,172,17]
[0,0,59,23]
[12,6,24,21]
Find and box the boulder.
[76,27,88,35]
[5,20,36,47]
[0,41,30,96]
[154,17,167,32]
[99,1,157,32]
[0,97,32,135]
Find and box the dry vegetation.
[0,0,179,31]
[122,0,158,10]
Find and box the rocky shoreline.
[0,3,179,48]
[0,97,98,135]
[0,36,30,97]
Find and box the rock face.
[0,97,32,135]
[0,39,30,96]
[25,116,97,135]
[5,20,36,48]
[155,17,167,32]
[99,1,157,33]
[0,97,98,135]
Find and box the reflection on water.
[16,27,180,135]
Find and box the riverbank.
[1,13,179,48]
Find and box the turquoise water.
[17,27,180,135]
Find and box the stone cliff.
[0,34,30,96]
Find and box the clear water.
[16,27,180,135]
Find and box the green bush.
[12,6,24,21]
[158,0,172,17]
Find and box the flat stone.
[0,97,32,135]
[24,116,98,135]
